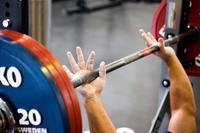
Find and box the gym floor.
[49,1,161,132]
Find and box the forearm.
[166,54,196,114]
[84,96,116,133]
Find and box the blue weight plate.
[0,30,82,133]
[0,35,70,133]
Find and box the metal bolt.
[2,19,12,28]
[167,34,173,39]
[162,79,170,88]
[184,48,187,53]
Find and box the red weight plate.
[30,43,82,133]
[151,0,200,76]
[0,30,82,133]
[151,0,167,39]
[32,38,82,133]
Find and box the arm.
[166,51,196,133]
[139,29,196,133]
[84,92,116,133]
[64,47,116,133]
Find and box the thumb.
[158,38,165,51]
[99,61,106,80]
[62,65,74,79]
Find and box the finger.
[147,32,157,42]
[139,29,146,40]
[99,61,106,79]
[139,29,152,47]
[158,38,165,51]
[139,29,145,34]
[76,47,86,69]
[67,52,80,73]
[86,51,95,70]
[62,65,74,79]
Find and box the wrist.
[165,53,176,65]
[84,94,101,105]
[162,49,176,63]
[80,83,101,100]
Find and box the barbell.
[0,26,198,133]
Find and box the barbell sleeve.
[72,27,199,88]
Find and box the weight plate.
[0,35,68,132]
[151,0,166,39]
[24,34,82,133]
[0,30,82,133]
[151,0,200,76]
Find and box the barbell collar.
[0,98,15,133]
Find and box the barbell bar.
[72,27,199,88]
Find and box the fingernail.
[139,29,144,32]
[141,33,145,36]
[101,61,105,65]
[91,51,95,55]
